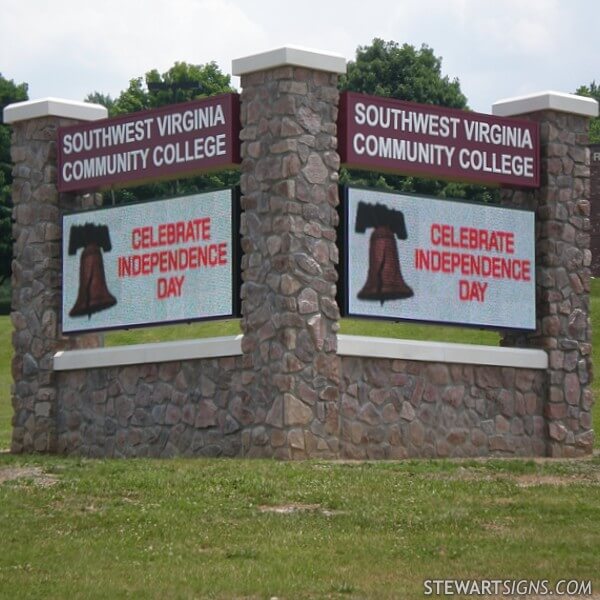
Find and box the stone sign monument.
[3,47,598,458]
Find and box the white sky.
[1,0,599,113]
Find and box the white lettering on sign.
[457,149,534,177]
[342,92,539,187]
[156,104,225,136]
[352,134,455,167]
[62,104,226,155]
[462,120,532,149]
[593,152,600,162]
[354,101,461,138]
[152,134,227,167]
[58,94,239,192]
[62,149,150,183]
[353,102,532,149]
[61,134,227,183]
[63,118,155,154]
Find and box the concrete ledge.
[3,97,108,124]
[53,335,243,371]
[492,91,599,118]
[337,335,548,369]
[232,45,347,76]
[53,334,548,371]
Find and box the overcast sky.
[1,0,599,114]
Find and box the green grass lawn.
[0,455,598,599]
[103,317,500,347]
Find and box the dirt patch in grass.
[429,465,600,487]
[514,473,599,487]
[259,503,343,517]
[481,517,514,534]
[0,466,59,487]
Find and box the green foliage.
[84,91,115,114]
[109,61,234,116]
[340,39,497,203]
[0,279,9,315]
[576,81,600,143]
[86,61,235,118]
[341,39,467,108]
[0,74,28,285]
[85,61,238,206]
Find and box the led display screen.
[343,187,536,330]
[62,189,238,333]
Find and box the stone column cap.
[492,91,599,118]
[3,97,108,124]
[232,45,347,76]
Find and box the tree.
[339,39,496,202]
[0,74,28,285]
[85,91,115,115]
[576,82,600,143]
[87,61,234,117]
[85,61,237,205]
[341,39,467,108]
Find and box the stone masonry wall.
[590,143,600,276]
[501,110,594,457]
[54,353,546,459]
[51,356,547,459]
[238,66,341,458]
[340,357,546,459]
[56,356,248,458]
[10,116,102,453]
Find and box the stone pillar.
[590,143,600,277]
[494,92,599,457]
[4,98,107,453]
[233,47,346,458]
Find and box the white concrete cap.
[232,45,347,76]
[337,335,548,369]
[492,91,599,118]
[54,335,243,371]
[53,334,547,371]
[3,97,108,124]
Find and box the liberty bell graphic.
[355,201,414,304]
[68,223,117,318]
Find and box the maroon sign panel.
[58,93,240,192]
[338,91,540,188]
